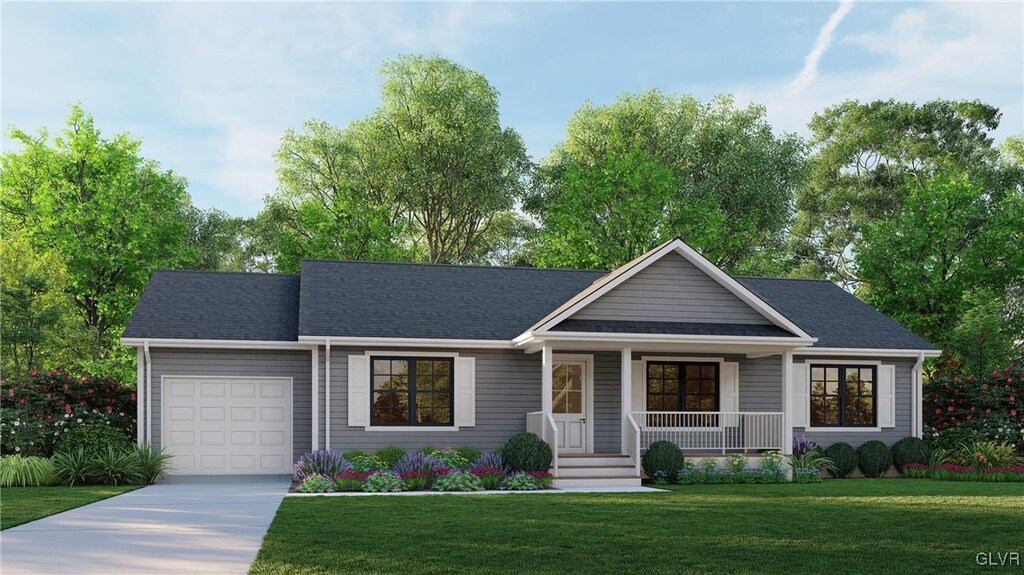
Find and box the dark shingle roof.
[298,260,605,340]
[123,271,300,341]
[736,277,937,350]
[551,319,798,338]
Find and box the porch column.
[620,347,632,453]
[312,347,319,451]
[541,345,553,414]
[781,350,793,455]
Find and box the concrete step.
[557,454,633,467]
[553,476,643,488]
[556,464,637,477]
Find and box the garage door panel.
[163,377,292,475]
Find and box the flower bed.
[292,445,553,494]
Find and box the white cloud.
[790,0,854,94]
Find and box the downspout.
[913,352,925,438]
[144,341,152,445]
[325,339,331,451]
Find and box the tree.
[526,91,805,272]
[263,55,530,269]
[1,105,191,365]
[792,99,1003,288]
[855,169,1024,370]
[181,207,248,271]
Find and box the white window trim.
[637,355,733,431]
[362,350,461,431]
[803,361,883,431]
[552,353,595,453]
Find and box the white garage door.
[163,377,293,474]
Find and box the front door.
[551,358,590,454]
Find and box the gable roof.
[735,277,937,350]
[123,270,300,341]
[298,260,604,340]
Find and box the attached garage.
[162,376,293,474]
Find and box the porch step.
[556,464,637,478]
[553,454,641,488]
[553,476,643,488]
[557,454,633,467]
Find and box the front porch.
[525,346,796,487]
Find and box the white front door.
[551,358,591,454]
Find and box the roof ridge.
[735,275,836,283]
[301,259,610,274]
[151,269,300,278]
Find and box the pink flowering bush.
[924,361,1024,452]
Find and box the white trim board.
[298,336,511,349]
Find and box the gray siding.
[794,356,915,447]
[592,351,622,453]
[148,348,314,461]
[573,253,770,324]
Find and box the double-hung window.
[370,357,454,426]
[810,365,876,427]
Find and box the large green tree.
[792,99,1003,288]
[526,91,805,272]
[1,105,192,368]
[263,55,530,270]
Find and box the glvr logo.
[976,552,1021,566]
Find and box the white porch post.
[781,350,793,455]
[136,347,144,446]
[620,347,632,453]
[312,347,319,451]
[541,345,553,414]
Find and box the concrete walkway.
[1,475,290,575]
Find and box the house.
[122,238,939,487]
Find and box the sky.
[3,1,1023,217]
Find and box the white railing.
[632,411,783,454]
[625,412,642,476]
[526,411,559,476]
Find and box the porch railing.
[625,412,642,475]
[631,411,784,454]
[526,411,559,476]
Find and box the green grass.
[1,485,139,530]
[250,481,1024,575]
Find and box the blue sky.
[4,1,1022,217]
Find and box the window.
[810,365,876,427]
[371,356,453,426]
[552,363,584,414]
[647,362,719,412]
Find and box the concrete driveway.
[1,475,291,575]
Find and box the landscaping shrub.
[133,443,173,484]
[294,449,350,480]
[432,470,484,492]
[641,441,684,482]
[0,455,56,487]
[891,437,931,474]
[924,361,1023,450]
[930,427,985,454]
[51,448,92,486]
[347,454,387,473]
[0,370,136,456]
[297,474,334,493]
[793,468,823,483]
[980,466,1024,481]
[341,450,368,461]
[362,471,404,493]
[470,452,508,473]
[856,440,892,478]
[500,433,552,472]
[54,424,133,459]
[950,440,1020,470]
[901,463,929,478]
[500,471,540,491]
[824,442,857,478]
[528,470,553,488]
[89,445,141,486]
[374,446,406,468]
[790,437,836,475]
[455,446,483,464]
[334,472,369,492]
[393,452,446,489]
[469,466,506,490]
[430,448,470,470]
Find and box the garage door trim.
[160,375,293,475]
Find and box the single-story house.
[123,238,939,487]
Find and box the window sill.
[803,427,881,433]
[362,426,461,432]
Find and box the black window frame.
[369,355,455,427]
[809,364,877,428]
[646,361,720,412]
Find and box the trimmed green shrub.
[133,443,173,484]
[891,437,931,474]
[856,440,892,478]
[52,448,92,486]
[500,433,552,472]
[89,446,141,485]
[55,424,132,459]
[824,442,857,478]
[374,446,406,468]
[0,455,57,487]
[642,441,684,482]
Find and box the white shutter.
[720,362,739,426]
[347,355,370,427]
[878,364,896,428]
[631,360,645,413]
[792,363,809,428]
[454,357,476,427]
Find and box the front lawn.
[250,481,1023,574]
[0,485,139,530]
